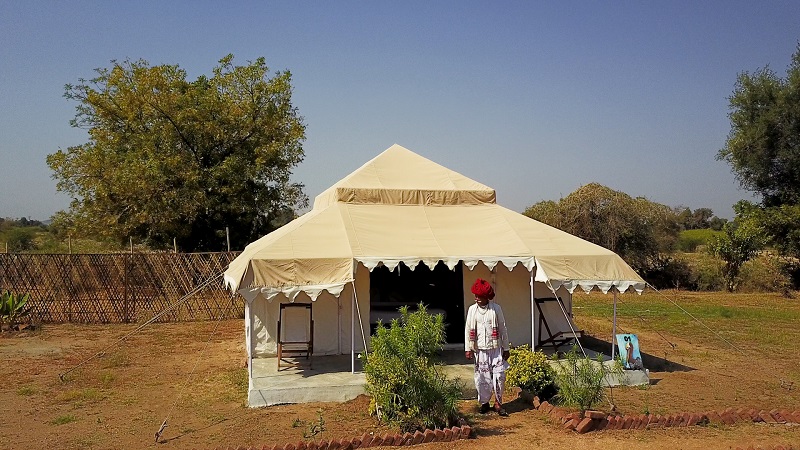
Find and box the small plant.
[302,410,326,439]
[99,371,115,386]
[362,304,463,432]
[506,345,556,399]
[551,346,624,416]
[17,386,37,396]
[0,290,32,331]
[51,414,77,425]
[291,417,303,428]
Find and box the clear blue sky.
[2,1,798,221]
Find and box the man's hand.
[502,350,510,360]
[465,351,473,360]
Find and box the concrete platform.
[247,348,648,407]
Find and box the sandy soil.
[1,319,798,450]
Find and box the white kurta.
[465,302,509,404]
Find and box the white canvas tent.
[224,144,645,393]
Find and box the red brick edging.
[531,395,800,439]
[213,424,472,450]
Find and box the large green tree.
[718,44,800,257]
[523,183,680,273]
[718,44,800,207]
[47,55,307,251]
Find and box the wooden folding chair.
[277,303,314,369]
[535,297,584,350]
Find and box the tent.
[224,144,645,379]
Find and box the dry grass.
[1,291,799,449]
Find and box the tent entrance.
[368,262,465,344]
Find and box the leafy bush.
[362,304,462,432]
[0,290,32,331]
[551,346,623,415]
[506,345,556,399]
[641,254,694,289]
[5,227,37,252]
[688,253,726,291]
[737,253,793,294]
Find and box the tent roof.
[224,144,645,299]
[313,144,496,208]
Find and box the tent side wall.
[461,262,574,348]
[250,291,342,356]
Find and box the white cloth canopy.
[224,144,645,299]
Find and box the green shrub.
[0,290,32,331]
[686,253,726,291]
[737,253,793,293]
[362,304,462,432]
[506,345,556,399]
[551,346,623,415]
[641,254,694,289]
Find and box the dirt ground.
[1,314,799,450]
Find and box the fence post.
[123,253,130,323]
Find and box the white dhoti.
[473,347,507,404]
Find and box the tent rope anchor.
[155,419,167,443]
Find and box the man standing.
[465,278,510,416]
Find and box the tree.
[5,228,36,252]
[718,44,800,258]
[718,44,800,207]
[708,209,764,292]
[523,183,680,273]
[47,55,307,251]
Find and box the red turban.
[471,278,495,300]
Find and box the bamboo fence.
[0,252,243,323]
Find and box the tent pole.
[612,288,618,362]
[530,270,535,351]
[245,300,253,391]
[351,286,355,374]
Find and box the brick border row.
[531,395,800,435]
[211,424,473,450]
[212,398,799,450]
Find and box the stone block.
[443,428,453,442]
[434,429,445,442]
[779,409,795,424]
[705,411,723,424]
[461,425,472,438]
[720,412,736,425]
[575,417,594,434]
[759,410,777,424]
[533,396,541,408]
[422,430,435,443]
[622,416,634,429]
[585,410,606,419]
[769,409,787,423]
[450,426,461,440]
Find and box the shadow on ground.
[580,334,695,373]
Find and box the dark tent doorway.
[368,262,465,344]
